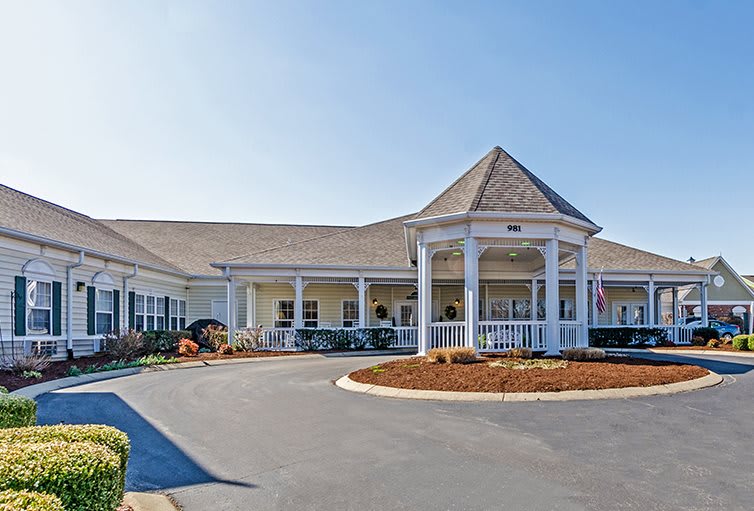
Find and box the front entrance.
[394,301,417,327]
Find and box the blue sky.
[1,1,752,272]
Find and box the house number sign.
[507,225,522,232]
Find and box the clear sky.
[1,1,752,272]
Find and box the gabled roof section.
[415,146,594,225]
[0,185,183,273]
[689,256,754,299]
[101,220,352,275]
[218,215,414,268]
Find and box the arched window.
[91,272,116,335]
[732,306,746,318]
[22,259,57,335]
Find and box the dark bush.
[0,395,37,429]
[588,327,669,348]
[142,330,189,352]
[363,328,396,350]
[692,327,719,344]
[294,328,397,351]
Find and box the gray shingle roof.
[101,220,352,275]
[416,146,594,225]
[566,238,706,272]
[220,215,414,268]
[0,184,183,272]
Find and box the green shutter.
[87,286,96,335]
[52,281,62,336]
[14,276,26,337]
[164,296,170,330]
[128,292,136,329]
[113,290,120,333]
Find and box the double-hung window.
[512,299,531,319]
[134,294,145,331]
[489,298,511,320]
[146,296,156,330]
[167,298,187,330]
[178,299,186,330]
[560,299,574,320]
[274,300,294,328]
[95,289,114,334]
[156,297,165,329]
[614,302,646,325]
[26,280,52,335]
[303,300,319,328]
[170,299,179,330]
[342,300,359,327]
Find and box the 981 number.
[507,225,521,232]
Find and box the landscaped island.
[349,348,709,393]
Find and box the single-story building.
[0,146,716,359]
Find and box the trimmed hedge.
[588,327,669,348]
[294,328,396,351]
[0,441,122,511]
[692,327,719,343]
[142,330,190,352]
[0,395,36,429]
[0,386,8,394]
[0,425,130,472]
[0,489,64,511]
[748,334,754,351]
[732,334,749,351]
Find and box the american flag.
[596,271,606,314]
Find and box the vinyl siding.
[684,261,753,302]
[187,283,247,328]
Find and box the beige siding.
[593,286,648,325]
[684,260,753,302]
[187,283,247,328]
[255,283,294,328]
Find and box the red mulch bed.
[349,356,709,393]
[0,350,310,392]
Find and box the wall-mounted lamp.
[76,281,86,292]
[372,298,379,306]
[454,298,461,306]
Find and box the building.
[0,146,715,359]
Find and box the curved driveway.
[38,353,754,511]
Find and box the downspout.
[66,251,85,360]
[123,265,139,332]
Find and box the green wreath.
[444,305,457,320]
[375,304,388,320]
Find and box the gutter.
[122,265,138,332]
[65,251,85,359]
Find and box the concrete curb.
[335,371,723,402]
[605,347,754,358]
[11,349,414,399]
[123,492,179,511]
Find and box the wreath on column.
[444,305,457,320]
[375,304,388,320]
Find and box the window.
[614,302,646,325]
[560,299,574,320]
[95,289,114,335]
[134,295,145,331]
[156,297,165,330]
[537,299,546,320]
[170,299,179,330]
[26,280,52,335]
[512,299,530,319]
[304,300,319,328]
[342,300,359,327]
[490,298,511,320]
[179,300,186,329]
[146,296,155,330]
[274,300,294,328]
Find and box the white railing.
[260,328,297,350]
[430,322,466,348]
[589,324,695,345]
[478,321,547,352]
[392,327,418,348]
[559,321,581,349]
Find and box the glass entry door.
[394,301,417,326]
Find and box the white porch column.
[749,302,754,335]
[464,236,479,350]
[227,276,237,344]
[700,282,708,326]
[531,278,539,348]
[647,279,655,326]
[591,277,599,327]
[417,240,432,355]
[357,276,366,328]
[294,273,303,329]
[672,287,679,325]
[545,238,560,355]
[246,283,255,329]
[575,244,588,347]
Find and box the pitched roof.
[690,256,718,269]
[0,185,183,272]
[573,238,707,272]
[100,220,352,275]
[219,215,414,268]
[415,146,594,225]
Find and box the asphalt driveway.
[37,352,754,511]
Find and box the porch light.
[508,252,518,257]
[454,298,461,306]
[372,298,379,306]
[76,281,86,292]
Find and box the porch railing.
[430,322,466,349]
[393,326,418,348]
[478,321,547,352]
[559,321,581,350]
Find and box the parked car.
[684,319,740,340]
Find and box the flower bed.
[349,355,709,393]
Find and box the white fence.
[559,321,581,349]
[393,327,418,348]
[429,322,466,349]
[478,321,548,352]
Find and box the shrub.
[178,339,199,357]
[102,329,145,359]
[507,347,533,359]
[0,424,130,473]
[562,347,607,361]
[0,386,7,394]
[706,339,721,348]
[690,336,705,346]
[732,335,749,351]
[0,441,123,511]
[21,370,42,379]
[692,327,719,344]
[217,344,234,355]
[0,489,64,511]
[202,325,229,351]
[0,395,36,429]
[65,365,82,377]
[0,353,51,374]
[135,354,177,366]
[589,327,669,348]
[490,359,567,370]
[233,327,264,352]
[364,328,396,350]
[427,347,477,364]
[749,335,754,352]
